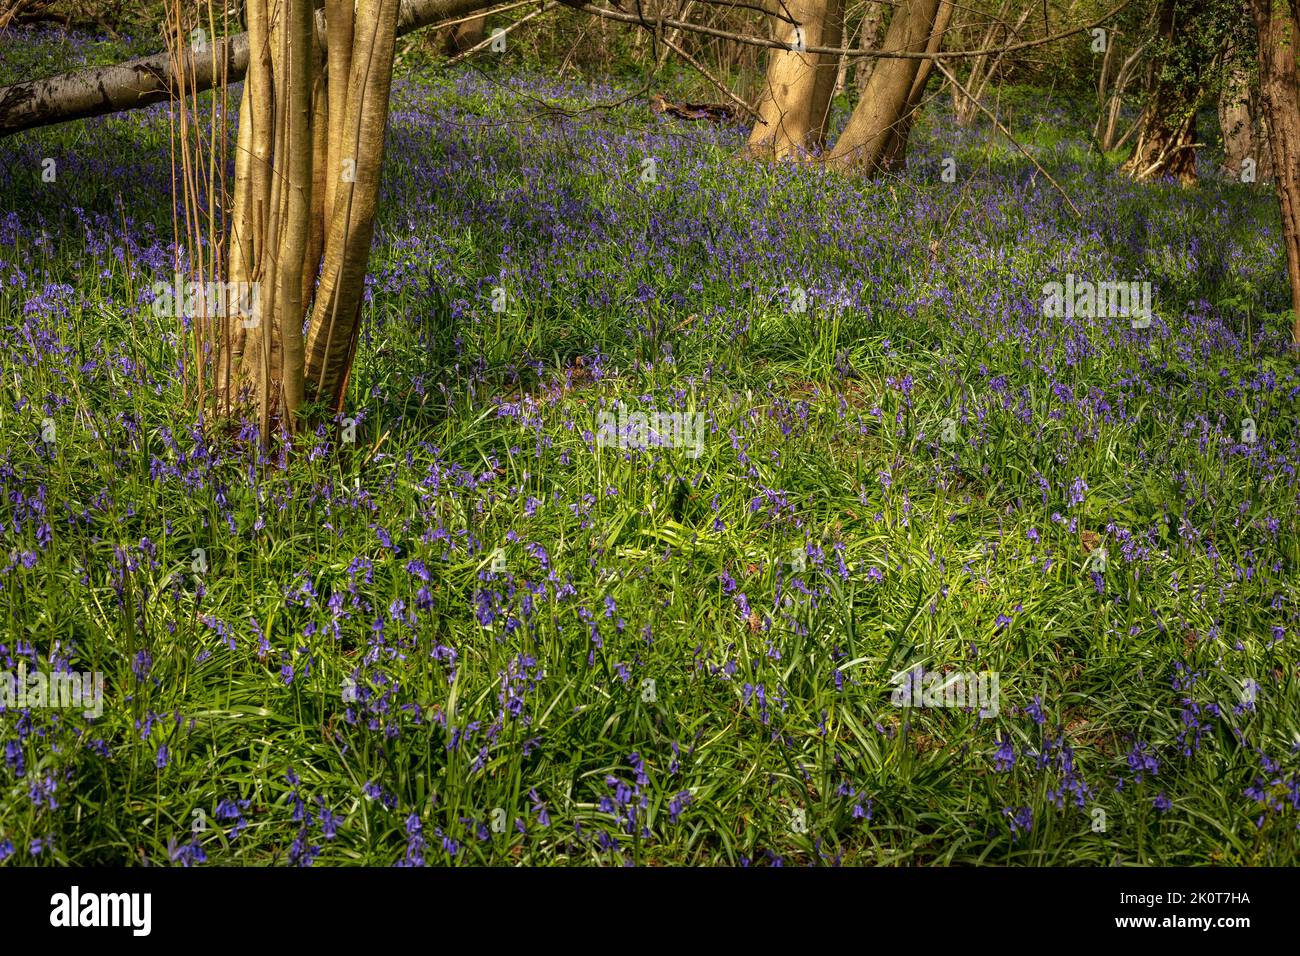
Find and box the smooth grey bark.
[0,0,494,137]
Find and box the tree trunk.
[1121,0,1204,185]
[304,0,403,413]
[1094,34,1147,153]
[440,14,487,54]
[826,0,941,174]
[854,2,886,95]
[325,0,355,236]
[808,0,845,148]
[274,0,317,425]
[216,0,402,438]
[951,0,1030,127]
[1219,30,1273,181]
[878,0,952,172]
[952,0,1003,126]
[0,0,493,138]
[747,0,844,160]
[1252,0,1300,346]
[224,0,317,434]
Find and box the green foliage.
[0,31,1298,868]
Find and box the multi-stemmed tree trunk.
[825,0,941,173]
[1121,0,1211,185]
[220,0,401,437]
[1251,0,1300,345]
[747,0,844,159]
[1093,29,1149,153]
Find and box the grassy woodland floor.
[1,30,1299,866]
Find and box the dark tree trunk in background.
[1219,24,1273,181]
[852,1,886,95]
[1122,0,1206,185]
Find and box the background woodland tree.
[1120,0,1244,184]
[747,0,844,160]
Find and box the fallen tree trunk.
[0,0,494,137]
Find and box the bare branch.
[0,0,496,137]
[933,57,1081,217]
[0,0,1131,137]
[561,0,1131,62]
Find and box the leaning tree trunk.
[747,0,844,160]
[807,0,845,148]
[826,0,941,174]
[878,0,952,172]
[1121,0,1204,185]
[1252,0,1300,346]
